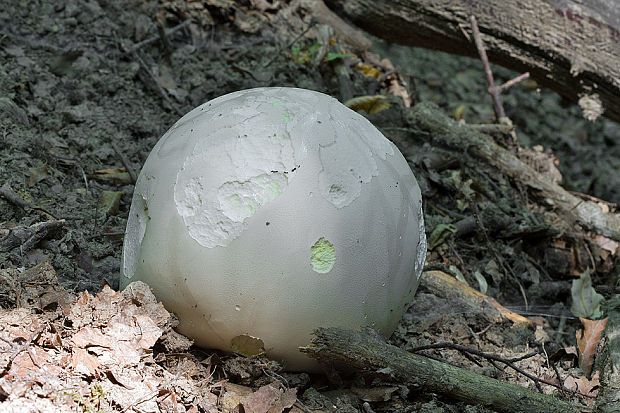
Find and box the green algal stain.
[311,237,336,274]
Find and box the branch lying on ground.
[407,102,620,240]
[300,327,581,413]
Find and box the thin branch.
[110,141,137,184]
[410,342,594,398]
[470,16,504,119]
[127,20,191,54]
[0,183,58,219]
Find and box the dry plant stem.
[410,342,593,398]
[499,72,530,92]
[301,327,581,413]
[0,326,45,377]
[469,198,528,309]
[111,141,137,184]
[122,44,184,116]
[324,0,620,123]
[128,20,191,53]
[470,16,505,119]
[0,183,58,219]
[263,22,315,68]
[470,15,529,149]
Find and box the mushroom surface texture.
[120,87,426,371]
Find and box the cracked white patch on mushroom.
[173,104,296,248]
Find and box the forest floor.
[0,0,618,412]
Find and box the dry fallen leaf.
[564,371,600,397]
[592,235,619,255]
[344,95,391,115]
[241,382,297,413]
[576,317,608,376]
[91,168,133,185]
[71,347,101,377]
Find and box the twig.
[410,341,594,398]
[121,32,184,116]
[499,72,530,93]
[128,20,191,54]
[86,231,124,240]
[0,183,58,219]
[469,198,528,310]
[470,16,505,119]
[110,141,137,184]
[131,50,184,116]
[0,326,45,377]
[469,16,529,148]
[263,20,316,68]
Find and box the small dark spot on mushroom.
[271,170,278,173]
[265,222,270,226]
[291,167,297,172]
[317,120,322,124]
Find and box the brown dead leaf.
[576,317,608,376]
[241,383,297,413]
[344,95,391,115]
[564,371,600,396]
[27,165,50,187]
[592,235,619,255]
[221,383,254,410]
[71,347,101,376]
[9,347,62,379]
[71,326,113,349]
[387,76,411,107]
[91,168,132,185]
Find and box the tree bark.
[325,0,620,123]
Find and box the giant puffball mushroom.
[120,87,426,371]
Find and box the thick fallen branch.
[325,0,620,123]
[300,327,581,413]
[406,102,620,240]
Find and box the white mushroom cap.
[121,87,426,371]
